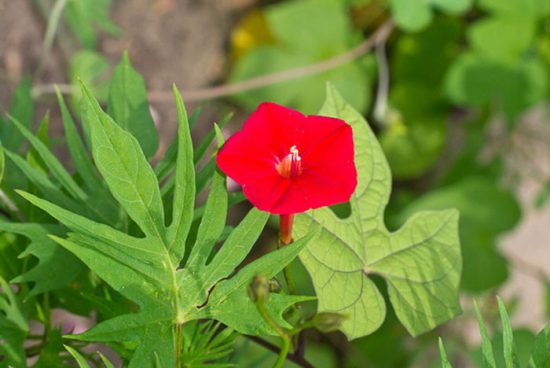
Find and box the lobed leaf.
[294,84,462,339]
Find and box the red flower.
[216,102,357,216]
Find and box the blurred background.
[1,0,549,366]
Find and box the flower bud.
[268,278,282,293]
[312,312,346,333]
[248,275,270,303]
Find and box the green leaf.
[0,142,4,184]
[529,325,550,368]
[55,86,101,189]
[194,234,314,335]
[194,112,233,164]
[69,51,110,109]
[186,160,227,269]
[182,321,236,367]
[390,0,473,31]
[19,82,306,365]
[99,352,117,368]
[8,115,86,200]
[473,300,497,368]
[230,0,371,114]
[498,297,520,368]
[64,345,91,368]
[390,0,433,31]
[478,0,550,18]
[294,85,462,339]
[4,149,84,214]
[445,53,547,123]
[1,75,34,151]
[81,81,165,239]
[166,85,195,262]
[108,52,159,158]
[439,338,453,368]
[468,16,536,61]
[34,329,68,367]
[395,177,520,291]
[432,0,473,14]
[64,0,120,49]
[0,222,83,297]
[0,275,28,368]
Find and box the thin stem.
[273,337,291,368]
[373,38,390,124]
[31,20,395,102]
[36,0,69,78]
[255,297,292,368]
[245,335,314,368]
[175,323,183,368]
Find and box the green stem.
[255,297,291,368]
[282,264,295,295]
[273,336,291,368]
[175,323,183,368]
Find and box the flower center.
[276,145,303,178]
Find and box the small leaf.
[498,297,520,368]
[473,300,497,368]
[34,329,66,367]
[195,234,315,335]
[0,222,83,297]
[0,275,28,367]
[439,338,453,368]
[294,85,461,339]
[194,112,232,164]
[108,52,159,158]
[390,0,433,31]
[98,352,116,368]
[529,324,550,367]
[186,157,227,269]
[64,345,91,368]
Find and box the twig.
[36,0,69,78]
[31,19,395,103]
[245,335,314,368]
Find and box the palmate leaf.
[18,82,309,367]
[294,85,462,339]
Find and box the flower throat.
[276,145,303,178]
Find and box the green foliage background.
[1,0,549,367]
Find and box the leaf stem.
[255,296,292,368]
[273,336,291,368]
[175,322,183,368]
